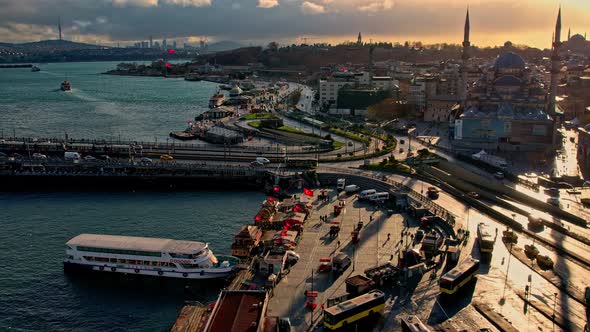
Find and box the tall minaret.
[58,16,62,41]
[549,6,562,116]
[460,8,470,105]
[568,27,571,40]
[357,32,362,46]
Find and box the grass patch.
[248,121,261,128]
[277,125,306,135]
[362,161,412,174]
[332,141,344,150]
[328,127,370,145]
[241,113,277,120]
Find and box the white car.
[32,153,47,160]
[494,172,505,179]
[255,157,271,165]
[83,155,97,161]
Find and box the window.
[77,246,162,257]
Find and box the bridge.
[0,137,331,163]
[0,158,301,191]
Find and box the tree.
[267,42,279,52]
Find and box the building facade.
[451,9,560,152]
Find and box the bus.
[323,290,386,330]
[477,223,495,254]
[439,257,480,295]
[400,315,431,332]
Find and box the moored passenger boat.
[64,234,239,279]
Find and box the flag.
[303,188,314,197]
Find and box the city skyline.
[0,0,588,48]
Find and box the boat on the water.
[64,233,239,279]
[60,80,72,91]
[31,65,41,72]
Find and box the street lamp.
[552,292,558,332]
[501,214,517,303]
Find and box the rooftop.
[66,233,206,254]
[204,290,268,332]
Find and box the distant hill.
[13,39,105,51]
[206,40,245,53]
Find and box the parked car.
[427,187,439,199]
[140,157,153,164]
[160,154,174,161]
[98,155,111,161]
[467,192,480,199]
[250,161,264,167]
[83,155,97,161]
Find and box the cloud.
[258,0,279,9]
[163,0,211,6]
[359,0,394,13]
[73,20,92,28]
[110,0,211,7]
[0,0,587,48]
[111,0,158,7]
[301,1,325,15]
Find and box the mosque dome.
[570,34,586,41]
[504,41,513,48]
[494,75,522,87]
[494,52,526,71]
[229,85,243,95]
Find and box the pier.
[169,167,460,332]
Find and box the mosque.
[451,8,567,153]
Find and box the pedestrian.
[370,215,373,222]
[337,240,340,247]
[387,233,390,240]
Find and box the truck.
[336,178,346,191]
[332,252,351,273]
[472,150,508,169]
[345,275,375,296]
[364,262,400,286]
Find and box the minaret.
[568,27,571,40]
[549,6,562,116]
[357,32,362,46]
[58,17,62,41]
[460,8,470,105]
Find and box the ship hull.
[64,261,235,280]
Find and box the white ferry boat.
[64,234,239,280]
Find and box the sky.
[0,0,588,48]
